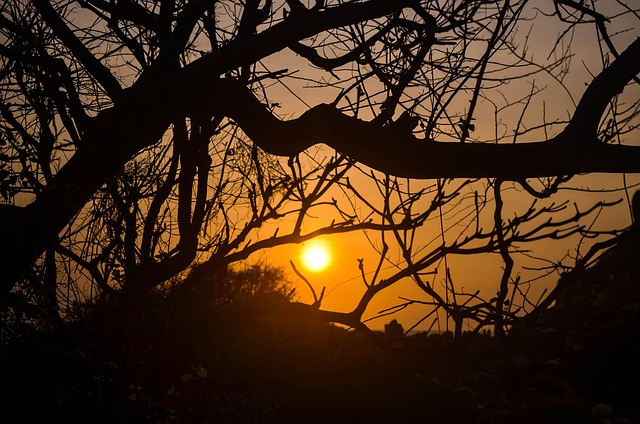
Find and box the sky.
[238,0,640,332]
[5,0,638,333]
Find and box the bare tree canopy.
[0,0,639,335]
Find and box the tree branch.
[32,0,123,100]
[1,1,639,306]
[562,37,640,141]
[191,78,640,179]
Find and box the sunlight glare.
[300,241,331,272]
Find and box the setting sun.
[300,241,331,272]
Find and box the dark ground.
[1,292,639,424]
[2,237,640,424]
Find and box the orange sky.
[235,2,640,332]
[24,2,640,332]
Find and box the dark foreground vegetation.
[2,253,640,424]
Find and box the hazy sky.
[9,1,637,332]
[240,1,640,331]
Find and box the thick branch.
[563,37,640,141]
[195,79,640,179]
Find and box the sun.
[300,241,331,272]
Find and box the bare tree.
[0,0,638,336]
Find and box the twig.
[290,260,324,307]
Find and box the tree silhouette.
[0,0,639,336]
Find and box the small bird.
[458,117,476,141]
[393,111,420,135]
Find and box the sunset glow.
[300,241,331,272]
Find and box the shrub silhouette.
[384,319,405,342]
